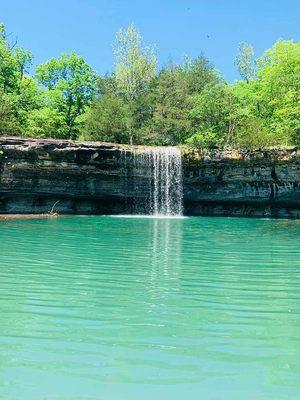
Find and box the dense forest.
[0,23,299,148]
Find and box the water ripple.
[0,216,300,399]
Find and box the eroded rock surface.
[0,137,299,218]
[182,147,300,218]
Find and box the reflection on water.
[150,218,182,288]
[0,216,300,400]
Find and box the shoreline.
[0,214,61,221]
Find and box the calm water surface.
[0,216,300,399]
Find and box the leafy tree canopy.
[35,53,97,139]
[0,22,299,149]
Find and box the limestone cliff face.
[183,148,300,218]
[0,137,299,217]
[0,137,132,214]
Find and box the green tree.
[145,65,192,145]
[145,56,219,145]
[1,22,299,149]
[81,74,135,144]
[255,40,300,145]
[0,91,22,135]
[0,23,38,135]
[35,53,96,139]
[114,23,157,100]
[231,81,276,148]
[113,23,157,144]
[189,80,281,149]
[81,92,131,143]
[183,54,220,93]
[231,40,300,147]
[26,108,67,138]
[13,77,43,130]
[189,83,241,147]
[235,42,256,83]
[0,23,33,94]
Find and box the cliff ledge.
[0,137,299,218]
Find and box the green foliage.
[81,92,132,143]
[0,22,299,150]
[144,65,193,145]
[138,56,220,145]
[190,83,245,147]
[13,77,44,129]
[111,23,157,144]
[26,108,67,138]
[189,40,300,149]
[235,42,256,83]
[186,129,220,148]
[0,92,22,135]
[36,53,97,139]
[255,40,300,145]
[0,24,38,135]
[0,24,33,94]
[114,23,157,101]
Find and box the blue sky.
[1,0,299,81]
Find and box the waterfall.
[123,146,183,216]
[146,147,183,216]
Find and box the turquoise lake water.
[0,216,300,399]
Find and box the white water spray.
[124,147,183,216]
[146,147,183,216]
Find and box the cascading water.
[146,147,183,216]
[124,147,183,216]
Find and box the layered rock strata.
[0,137,299,218]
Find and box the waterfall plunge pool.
[111,214,187,219]
[1,216,300,400]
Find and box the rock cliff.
[183,147,300,218]
[0,137,299,218]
